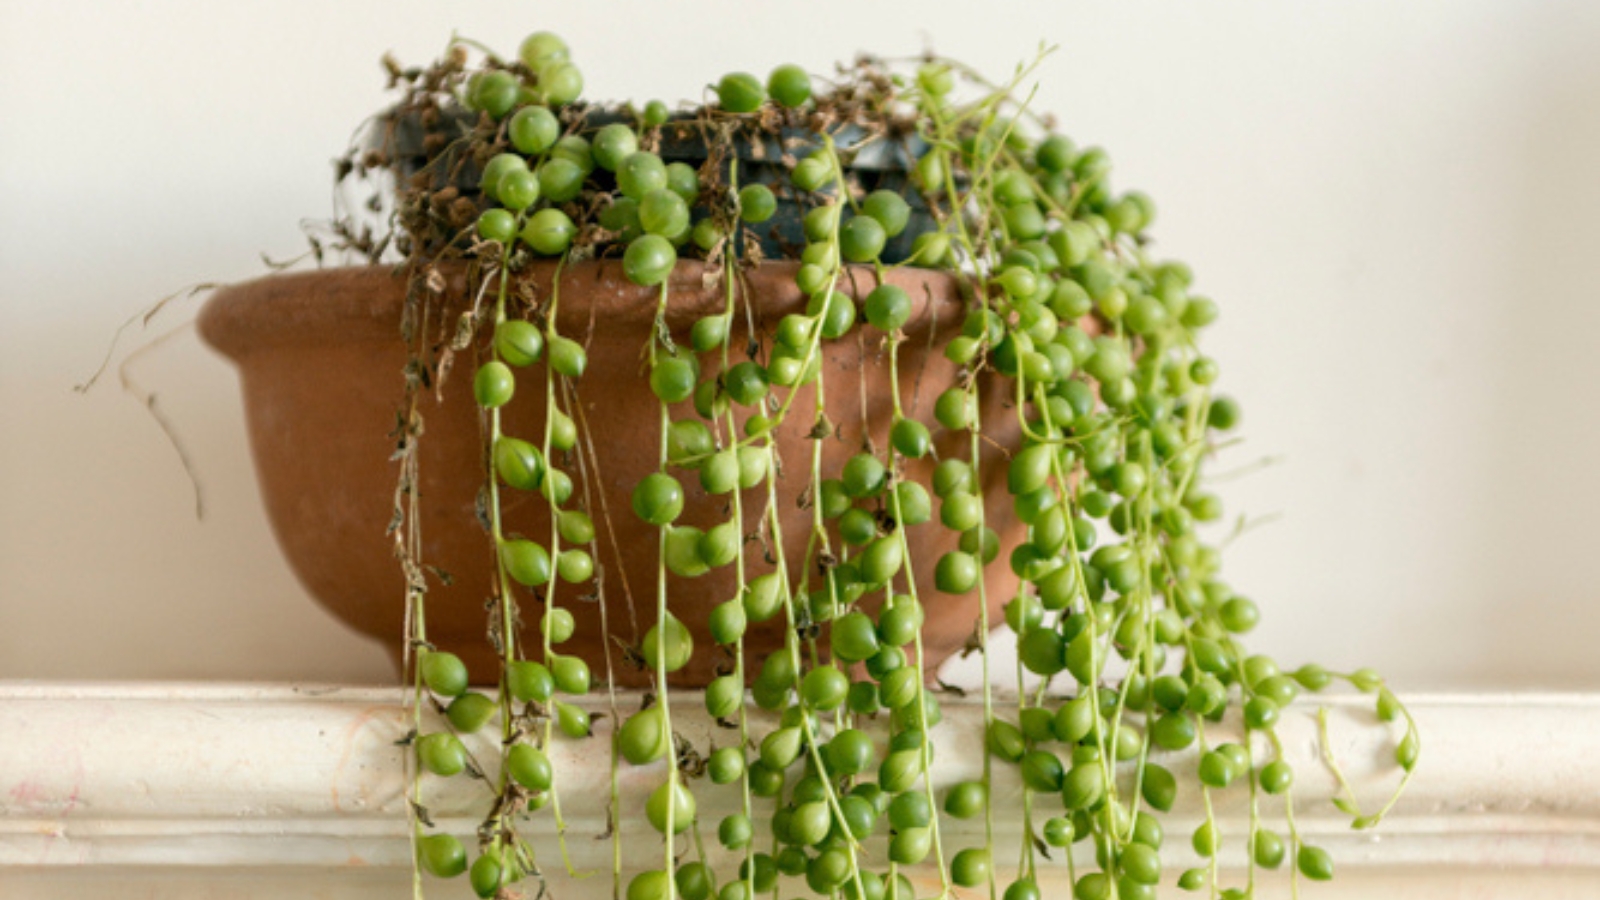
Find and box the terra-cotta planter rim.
[198,260,961,361]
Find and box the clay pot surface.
[199,261,1023,685]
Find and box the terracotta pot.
[199,261,1024,686]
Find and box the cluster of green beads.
[373,28,1418,900]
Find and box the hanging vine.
[330,29,1421,900]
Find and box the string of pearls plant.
[334,29,1418,900]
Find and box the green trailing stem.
[340,27,1423,900]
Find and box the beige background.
[2,0,1597,689]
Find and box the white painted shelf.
[1,684,1596,898]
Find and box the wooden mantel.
[1,684,1596,898]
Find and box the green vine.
[341,28,1422,900]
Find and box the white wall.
[2,0,1597,689]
